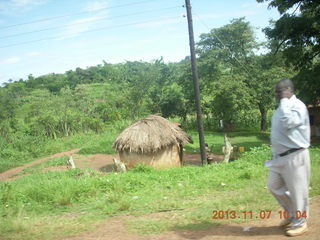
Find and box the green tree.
[210,75,252,129]
[0,82,28,137]
[175,57,197,122]
[159,83,185,118]
[196,18,257,128]
[247,54,294,130]
[257,0,320,103]
[196,18,293,131]
[197,18,259,68]
[145,59,187,118]
[118,61,159,119]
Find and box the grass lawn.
[0,131,319,240]
[185,131,270,154]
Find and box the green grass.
[0,116,271,174]
[0,132,97,173]
[0,116,268,174]
[0,121,131,173]
[185,131,270,154]
[1,145,319,240]
[13,156,69,176]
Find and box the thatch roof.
[113,115,192,153]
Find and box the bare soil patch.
[62,196,320,240]
[0,149,80,181]
[0,151,203,181]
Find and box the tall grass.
[0,132,91,173]
[0,121,132,173]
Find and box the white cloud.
[0,57,22,64]
[26,51,41,57]
[0,0,48,14]
[12,0,44,7]
[57,1,110,40]
[59,15,107,39]
[83,0,109,12]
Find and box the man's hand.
[279,88,292,99]
[276,87,293,101]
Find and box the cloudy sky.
[0,0,280,85]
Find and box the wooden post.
[223,134,232,163]
[185,0,207,165]
[67,156,77,169]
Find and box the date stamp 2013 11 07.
[211,210,307,220]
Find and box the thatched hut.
[112,115,192,169]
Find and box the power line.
[0,0,154,30]
[193,12,263,96]
[0,6,181,40]
[0,15,183,49]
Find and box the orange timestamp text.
[211,210,307,220]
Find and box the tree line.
[1,0,319,148]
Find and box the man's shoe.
[286,223,308,237]
[279,218,292,228]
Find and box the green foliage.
[0,131,101,173]
[209,76,253,126]
[196,18,258,126]
[293,64,320,104]
[197,17,259,63]
[258,0,320,103]
[130,164,154,173]
[77,133,117,155]
[17,156,69,176]
[197,17,294,131]
[159,83,185,117]
[247,53,295,130]
[259,0,319,67]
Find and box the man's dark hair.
[276,78,294,93]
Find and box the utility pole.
[184,0,207,165]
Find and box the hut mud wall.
[119,144,182,169]
[309,106,320,137]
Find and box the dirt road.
[62,196,319,240]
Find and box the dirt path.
[0,149,80,181]
[0,151,202,181]
[1,151,319,239]
[62,196,320,240]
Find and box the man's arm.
[279,98,305,129]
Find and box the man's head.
[275,78,294,101]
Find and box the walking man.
[266,78,311,237]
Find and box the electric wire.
[0,0,155,30]
[0,15,183,49]
[193,12,254,77]
[0,6,181,40]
